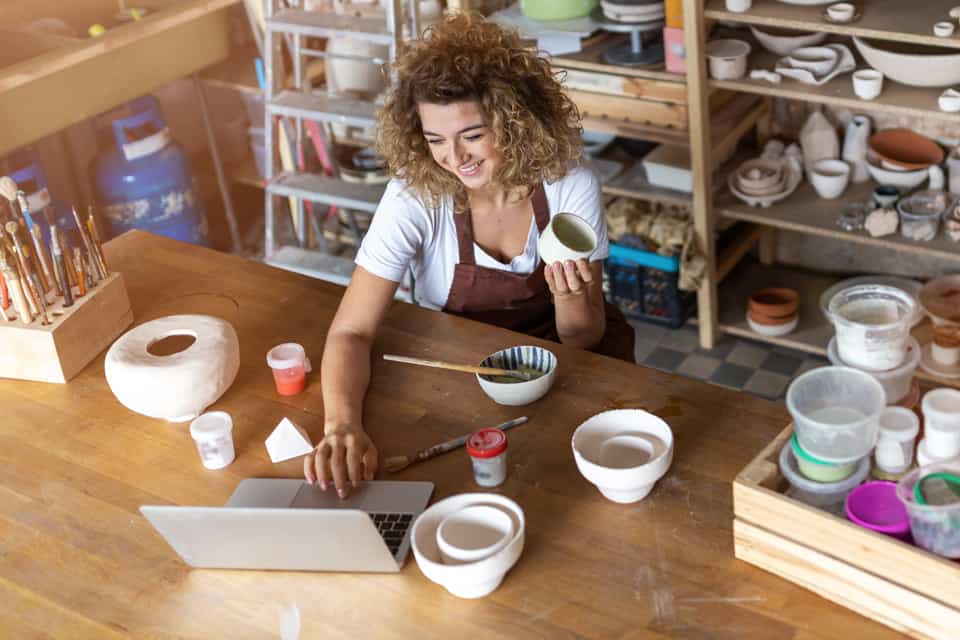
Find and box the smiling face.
[417,100,502,192]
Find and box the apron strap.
[531,182,549,232]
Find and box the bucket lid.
[467,428,508,459]
[267,343,307,370]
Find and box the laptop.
[140,479,434,573]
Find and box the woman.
[305,13,634,496]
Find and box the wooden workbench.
[0,231,907,638]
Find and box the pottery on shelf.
[868,129,945,171]
[948,148,960,195]
[729,151,803,208]
[826,2,855,22]
[748,25,826,56]
[799,110,839,175]
[841,115,871,183]
[809,159,851,199]
[864,152,935,191]
[940,89,960,113]
[852,69,884,100]
[601,0,666,22]
[854,37,960,88]
[775,44,856,86]
[934,22,956,38]
[705,39,751,80]
[749,288,800,320]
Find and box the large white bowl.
[477,345,557,406]
[749,25,827,56]
[854,37,960,88]
[865,157,928,191]
[411,494,524,599]
[572,409,674,503]
[436,505,514,565]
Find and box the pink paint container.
[845,480,912,541]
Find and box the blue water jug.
[91,95,207,245]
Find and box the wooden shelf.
[709,40,959,122]
[717,260,960,389]
[704,0,960,50]
[551,33,686,83]
[717,179,960,263]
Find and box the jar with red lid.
[466,427,508,487]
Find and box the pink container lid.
[845,480,911,540]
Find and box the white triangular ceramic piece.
[265,418,314,463]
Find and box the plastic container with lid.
[921,388,960,460]
[189,411,236,470]
[467,428,508,488]
[898,190,949,242]
[828,284,917,371]
[896,462,960,558]
[779,441,870,513]
[266,343,312,396]
[786,366,885,463]
[874,407,920,475]
[827,336,920,405]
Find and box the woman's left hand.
[544,259,594,298]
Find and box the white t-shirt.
[356,164,610,310]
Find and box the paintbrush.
[51,227,73,308]
[86,207,109,277]
[0,253,30,323]
[384,416,529,473]
[71,206,102,281]
[382,354,538,381]
[5,221,47,324]
[73,247,86,297]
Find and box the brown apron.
[443,184,635,362]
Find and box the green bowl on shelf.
[520,0,598,21]
[791,434,859,483]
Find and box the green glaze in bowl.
[520,0,598,21]
[791,434,858,483]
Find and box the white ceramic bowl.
[746,312,799,337]
[939,89,960,113]
[865,157,928,190]
[476,345,557,406]
[538,212,597,265]
[809,159,851,199]
[436,505,515,565]
[748,26,826,56]
[786,46,839,76]
[852,69,884,100]
[572,409,674,504]
[411,493,525,599]
[826,2,855,21]
[854,36,960,88]
[934,22,956,38]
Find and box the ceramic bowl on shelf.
[934,21,956,38]
[748,25,827,56]
[705,39,751,80]
[748,287,799,320]
[809,159,851,199]
[600,0,666,22]
[520,0,598,21]
[868,129,945,171]
[864,156,929,191]
[852,69,884,100]
[784,46,839,76]
[853,37,960,88]
[747,312,799,337]
[939,89,960,113]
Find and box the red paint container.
[266,343,311,396]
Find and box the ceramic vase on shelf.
[842,115,871,184]
[799,110,839,176]
[948,148,960,196]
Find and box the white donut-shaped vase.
[105,315,240,422]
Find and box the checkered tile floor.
[630,322,827,401]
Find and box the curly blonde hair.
[376,13,583,207]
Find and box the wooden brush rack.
[0,273,133,383]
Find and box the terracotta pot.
[748,309,798,326]
[748,288,800,319]
[868,129,945,171]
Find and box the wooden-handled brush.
[382,354,538,381]
[385,416,529,473]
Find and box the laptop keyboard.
[368,513,414,557]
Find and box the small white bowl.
[852,69,883,100]
[746,312,799,337]
[748,26,826,56]
[809,159,851,199]
[827,3,855,22]
[865,157,929,190]
[572,409,674,504]
[939,88,960,113]
[476,345,557,406]
[934,21,956,38]
[411,494,525,599]
[436,505,514,565]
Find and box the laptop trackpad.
[291,481,433,513]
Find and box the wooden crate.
[734,425,960,640]
[0,273,133,383]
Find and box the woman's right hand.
[303,423,379,498]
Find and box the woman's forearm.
[320,330,374,432]
[554,284,605,349]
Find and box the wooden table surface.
[0,231,906,639]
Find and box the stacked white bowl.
[411,493,525,599]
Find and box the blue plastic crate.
[604,240,695,329]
